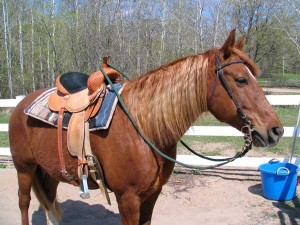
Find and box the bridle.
[211,53,253,156]
[99,53,254,170]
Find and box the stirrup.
[79,174,90,199]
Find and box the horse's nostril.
[268,126,284,142]
[274,126,284,136]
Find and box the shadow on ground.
[248,183,300,225]
[174,167,261,182]
[273,197,300,225]
[32,200,121,225]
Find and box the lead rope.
[99,63,252,170]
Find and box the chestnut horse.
[9,30,283,225]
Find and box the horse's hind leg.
[16,164,37,225]
[32,166,61,225]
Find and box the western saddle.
[48,56,121,204]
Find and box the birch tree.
[213,2,220,47]
[136,1,141,75]
[274,3,300,56]
[194,0,205,53]
[31,8,36,92]
[51,0,56,85]
[176,0,183,57]
[160,0,167,65]
[0,0,299,97]
[2,0,12,98]
[18,10,25,94]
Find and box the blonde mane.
[121,54,209,147]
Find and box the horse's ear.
[235,35,246,50]
[220,29,236,60]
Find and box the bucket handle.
[269,158,280,164]
[276,167,290,176]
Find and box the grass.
[178,135,298,156]
[273,73,300,79]
[258,74,300,87]
[275,106,299,126]
[0,112,10,123]
[0,164,7,169]
[180,105,300,156]
[0,112,10,147]
[0,133,9,147]
[178,136,244,155]
[193,106,299,127]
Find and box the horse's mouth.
[251,128,283,147]
[252,131,268,147]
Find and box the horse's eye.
[235,77,248,86]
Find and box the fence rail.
[1,95,300,167]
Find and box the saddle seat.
[47,56,120,203]
[48,56,121,119]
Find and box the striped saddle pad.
[24,83,123,131]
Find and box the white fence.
[1,95,300,167]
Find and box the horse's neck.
[122,54,209,148]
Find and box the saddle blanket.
[24,83,123,131]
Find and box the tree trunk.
[31,8,36,92]
[47,39,50,84]
[213,3,220,47]
[18,12,25,94]
[2,0,13,98]
[51,0,56,84]
[274,14,300,56]
[39,37,44,88]
[160,0,167,65]
[136,2,141,75]
[195,0,204,53]
[177,0,183,57]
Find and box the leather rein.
[99,53,253,170]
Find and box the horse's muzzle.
[252,126,284,147]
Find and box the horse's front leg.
[139,188,162,225]
[117,192,141,225]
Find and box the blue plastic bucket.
[259,160,299,201]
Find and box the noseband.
[212,53,253,155]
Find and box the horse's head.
[207,30,283,147]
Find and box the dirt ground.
[1,167,299,225]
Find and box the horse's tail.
[32,166,62,221]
